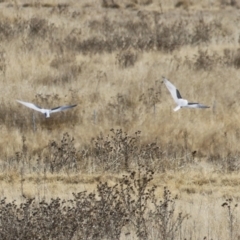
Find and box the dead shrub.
[155,20,190,52]
[137,0,153,5]
[116,49,138,68]
[101,0,120,8]
[222,198,238,240]
[149,186,188,240]
[28,18,48,37]
[0,48,7,75]
[232,49,240,68]
[64,16,224,54]
[89,129,141,172]
[191,18,222,45]
[46,132,77,173]
[0,20,14,41]
[193,49,215,71]
[175,0,190,9]
[138,82,162,112]
[0,167,187,239]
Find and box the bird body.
[162,77,210,111]
[16,100,77,118]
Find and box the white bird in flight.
[162,77,210,111]
[17,100,77,118]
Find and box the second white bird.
[162,77,210,111]
[17,100,77,118]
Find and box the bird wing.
[16,100,43,113]
[162,77,183,105]
[187,103,210,108]
[50,104,77,113]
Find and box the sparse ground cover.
[0,0,240,238]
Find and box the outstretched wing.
[50,104,77,113]
[16,100,43,113]
[162,77,182,105]
[187,103,210,109]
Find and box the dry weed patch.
[0,167,189,239]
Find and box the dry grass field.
[0,0,240,238]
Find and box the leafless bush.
[231,49,240,69]
[155,20,190,52]
[175,0,190,9]
[0,48,7,75]
[139,81,162,112]
[222,198,238,240]
[64,17,224,54]
[0,17,47,41]
[1,126,206,176]
[149,187,188,240]
[89,129,141,172]
[191,18,212,45]
[116,49,138,68]
[178,48,240,71]
[46,132,77,173]
[137,0,153,5]
[0,167,187,239]
[48,3,69,14]
[28,18,49,37]
[0,5,226,55]
[101,0,120,8]
[0,20,15,41]
[86,129,180,173]
[119,166,155,239]
[221,0,237,6]
[193,49,216,71]
[207,151,240,173]
[3,128,196,175]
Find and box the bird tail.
[174,106,181,111]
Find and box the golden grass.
[0,3,236,171]
[1,169,240,203]
[0,0,240,238]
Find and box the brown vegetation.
[0,0,240,238]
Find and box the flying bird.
[16,100,77,118]
[162,77,210,111]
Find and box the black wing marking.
[187,103,210,108]
[51,106,61,111]
[176,89,182,99]
[188,103,198,105]
[51,104,77,111]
